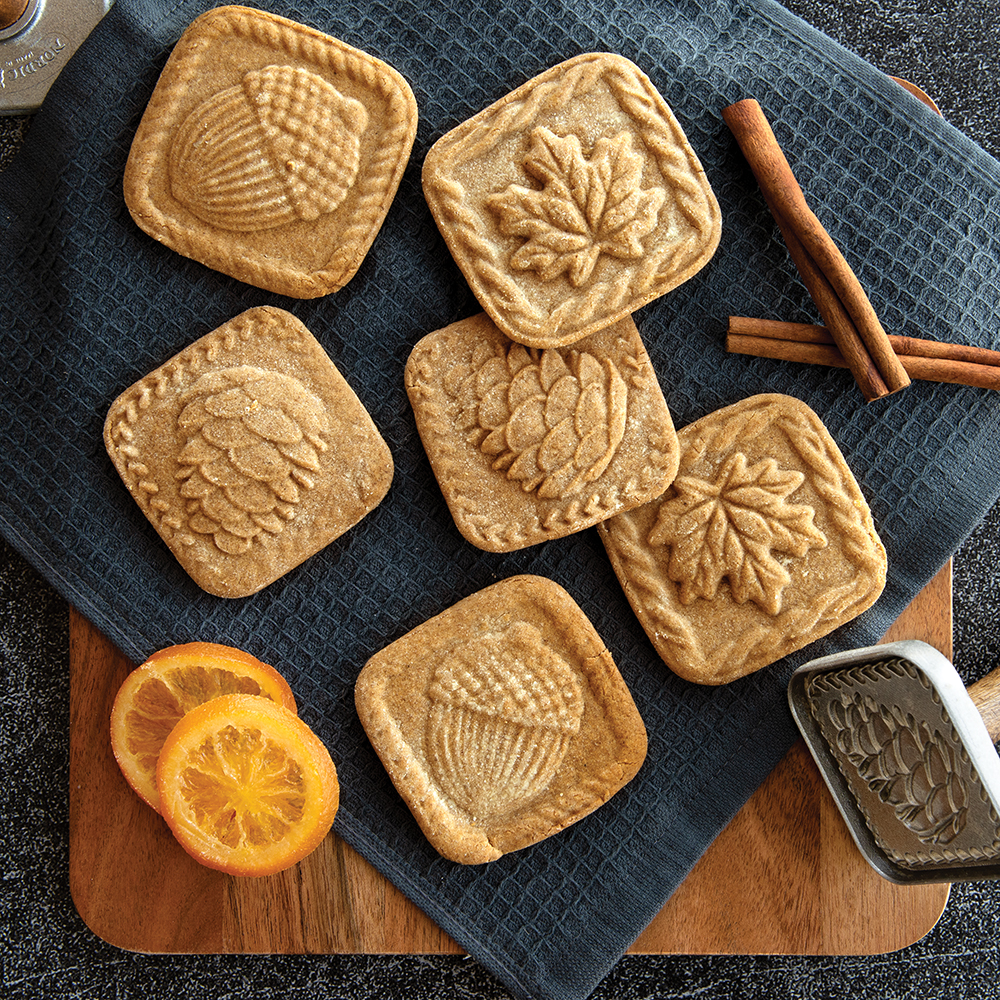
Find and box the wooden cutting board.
[69,563,952,956]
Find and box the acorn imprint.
[169,64,369,232]
[175,365,330,555]
[425,622,584,822]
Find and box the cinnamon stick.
[727,318,1000,391]
[722,98,910,399]
[763,194,889,401]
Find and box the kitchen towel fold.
[2,1,1000,998]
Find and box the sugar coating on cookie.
[355,575,647,863]
[124,5,417,298]
[598,394,887,684]
[104,306,393,597]
[405,311,680,552]
[422,52,721,348]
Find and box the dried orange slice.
[110,642,296,811]
[156,694,339,876]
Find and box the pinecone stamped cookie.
[355,575,647,863]
[598,394,887,684]
[104,307,393,597]
[123,5,417,298]
[405,312,680,552]
[422,52,721,348]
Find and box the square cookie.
[355,575,648,863]
[422,52,721,348]
[123,5,417,298]
[598,394,887,684]
[104,306,393,598]
[405,311,680,552]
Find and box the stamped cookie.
[598,394,887,684]
[123,5,417,298]
[405,311,680,552]
[421,52,721,348]
[355,575,647,863]
[104,307,393,598]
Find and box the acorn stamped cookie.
[405,312,680,552]
[422,52,721,348]
[123,5,418,297]
[104,307,393,598]
[355,575,648,864]
[598,394,887,684]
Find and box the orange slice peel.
[156,693,339,877]
[110,641,296,811]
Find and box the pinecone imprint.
[464,342,627,499]
[169,64,369,232]
[175,366,330,555]
[827,693,969,846]
[425,622,584,822]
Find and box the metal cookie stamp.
[0,0,112,115]
[789,639,1000,884]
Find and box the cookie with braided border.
[123,5,417,298]
[598,394,887,684]
[405,311,679,552]
[422,52,721,348]
[104,306,393,597]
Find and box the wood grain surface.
[69,563,952,955]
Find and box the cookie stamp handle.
[0,0,30,33]
[0,0,113,114]
[969,666,1000,744]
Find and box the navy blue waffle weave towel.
[2,2,1000,998]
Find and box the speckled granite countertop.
[3,1,999,997]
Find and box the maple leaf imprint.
[648,453,828,614]
[485,127,666,287]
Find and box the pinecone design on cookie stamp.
[823,691,969,847]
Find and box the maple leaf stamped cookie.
[355,575,647,863]
[405,312,680,552]
[123,5,417,297]
[598,394,887,684]
[422,52,721,348]
[104,307,393,598]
